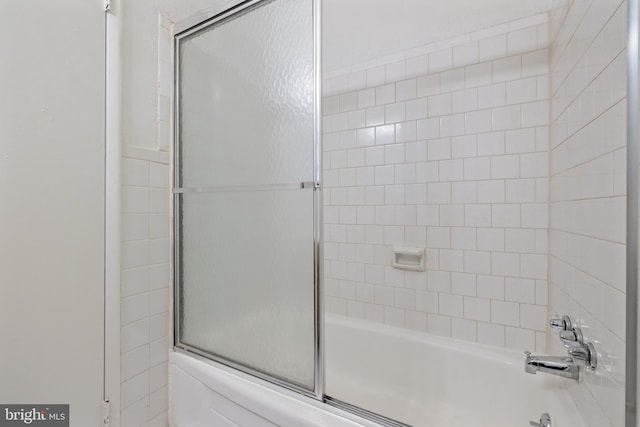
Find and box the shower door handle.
[300,181,320,189]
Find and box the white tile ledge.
[123,145,170,164]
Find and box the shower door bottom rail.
[324,396,412,427]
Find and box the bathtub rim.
[169,349,383,427]
[325,312,530,368]
[172,344,413,427]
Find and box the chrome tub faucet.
[524,316,597,380]
[524,351,580,380]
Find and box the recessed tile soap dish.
[391,246,425,271]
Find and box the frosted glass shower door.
[174,0,319,392]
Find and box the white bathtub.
[169,352,369,427]
[170,314,587,427]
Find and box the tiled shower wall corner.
[119,15,173,427]
[323,13,551,352]
[549,0,626,426]
[120,148,171,427]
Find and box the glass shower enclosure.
[173,0,322,396]
[173,0,636,426]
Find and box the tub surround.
[323,1,628,424]
[549,0,626,426]
[121,146,171,427]
[323,13,551,352]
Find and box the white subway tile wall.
[121,149,170,427]
[549,0,626,426]
[120,15,172,427]
[324,14,550,352]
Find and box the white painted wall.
[0,0,106,425]
[120,0,237,151]
[323,0,551,72]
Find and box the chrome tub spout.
[524,351,579,380]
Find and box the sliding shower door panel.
[179,190,315,387]
[177,0,314,190]
[175,0,318,392]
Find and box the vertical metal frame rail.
[172,0,324,400]
[628,0,639,425]
[313,0,324,402]
[172,4,183,366]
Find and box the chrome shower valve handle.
[559,327,583,348]
[568,342,598,371]
[550,315,572,332]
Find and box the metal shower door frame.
[172,0,324,400]
[627,0,639,425]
